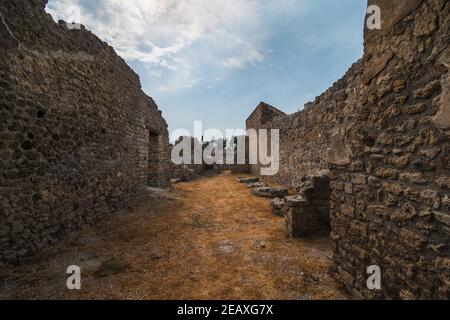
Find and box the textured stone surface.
[432,74,450,129]
[271,198,287,216]
[329,129,352,166]
[330,0,449,299]
[361,51,393,84]
[284,174,331,238]
[284,195,306,208]
[364,0,425,44]
[2,0,448,300]
[0,0,171,262]
[251,187,289,199]
[246,182,268,189]
[237,177,260,184]
[245,0,449,299]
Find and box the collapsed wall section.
[0,0,171,261]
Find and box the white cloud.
[222,48,264,69]
[46,0,269,92]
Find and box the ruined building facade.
[246,0,449,299]
[0,0,171,261]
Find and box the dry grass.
[0,171,348,300]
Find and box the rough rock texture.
[246,95,344,185]
[246,182,268,189]
[171,165,195,183]
[271,197,288,216]
[284,174,331,238]
[330,0,449,299]
[237,177,260,184]
[364,0,425,44]
[246,0,449,299]
[0,0,171,261]
[251,187,289,199]
[432,73,450,129]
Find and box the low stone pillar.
[284,196,308,238]
[285,194,331,238]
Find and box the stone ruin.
[0,0,171,261]
[170,136,205,182]
[238,173,331,237]
[170,135,228,182]
[241,0,449,299]
[284,174,331,238]
[236,176,288,199]
[0,0,448,300]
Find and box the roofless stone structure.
[0,0,448,299]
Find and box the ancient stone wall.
[0,0,171,261]
[246,0,449,299]
[246,102,286,176]
[330,0,449,299]
[253,67,362,187]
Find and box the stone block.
[432,75,450,130]
[251,187,289,199]
[271,198,288,216]
[237,177,259,184]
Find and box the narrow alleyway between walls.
[0,172,347,300]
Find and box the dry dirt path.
[0,171,347,299]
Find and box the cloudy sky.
[46,0,367,139]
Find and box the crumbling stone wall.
[330,0,449,299]
[249,72,360,187]
[0,0,171,261]
[246,0,449,299]
[284,174,331,238]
